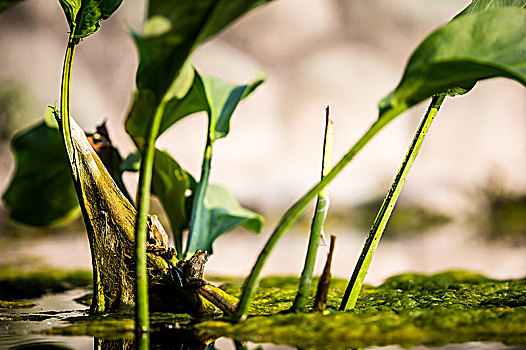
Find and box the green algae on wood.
[197,271,526,349]
[54,114,238,316]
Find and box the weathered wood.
[59,114,236,316]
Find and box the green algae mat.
[1,269,525,349]
[197,271,526,349]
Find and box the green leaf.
[157,66,207,136]
[2,119,80,225]
[120,151,140,173]
[151,149,196,253]
[453,0,526,19]
[149,150,263,254]
[202,71,266,142]
[123,90,157,148]
[379,8,526,118]
[125,62,202,144]
[58,0,124,39]
[200,185,263,253]
[126,68,265,144]
[133,0,271,99]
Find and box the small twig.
[198,285,237,315]
[313,235,336,313]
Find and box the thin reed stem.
[135,95,169,335]
[291,106,334,313]
[339,94,445,311]
[59,37,79,179]
[233,102,407,321]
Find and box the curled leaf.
[126,68,265,145]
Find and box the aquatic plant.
[1,0,270,337]
[1,0,525,342]
[233,0,526,319]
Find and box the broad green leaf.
[450,0,526,96]
[58,0,124,39]
[0,0,24,12]
[133,0,272,98]
[125,62,202,144]
[149,150,263,254]
[158,67,207,136]
[124,90,157,147]
[454,0,526,19]
[151,149,196,253]
[200,185,263,253]
[379,8,526,118]
[126,68,265,144]
[202,71,266,142]
[2,119,79,225]
[401,0,526,99]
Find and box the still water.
[0,220,525,349]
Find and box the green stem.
[291,107,334,313]
[339,94,445,311]
[60,37,110,311]
[185,135,213,258]
[137,331,150,350]
[233,103,406,321]
[59,37,80,179]
[135,95,169,333]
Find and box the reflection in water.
[9,340,75,349]
[94,338,134,350]
[4,337,92,350]
[94,327,217,350]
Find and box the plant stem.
[60,37,114,311]
[135,95,169,334]
[233,103,407,321]
[339,94,445,311]
[137,331,150,350]
[185,135,213,258]
[59,37,80,179]
[291,106,334,313]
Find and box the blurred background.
[0,0,525,284]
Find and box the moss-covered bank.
[197,271,526,349]
[3,269,524,349]
[0,268,92,301]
